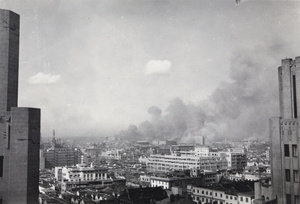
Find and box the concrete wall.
[0,9,41,204]
[5,108,40,204]
[0,9,19,112]
[270,57,300,204]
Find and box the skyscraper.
[270,57,300,204]
[0,9,41,204]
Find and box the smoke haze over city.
[2,0,300,141]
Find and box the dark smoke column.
[0,9,41,204]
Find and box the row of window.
[284,144,298,157]
[286,194,299,204]
[192,189,249,202]
[192,195,250,203]
[285,169,299,182]
[0,156,3,177]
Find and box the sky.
[1,0,300,141]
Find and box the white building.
[146,145,229,173]
[140,171,218,191]
[55,164,125,191]
[55,165,109,182]
[146,154,228,173]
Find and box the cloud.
[118,40,286,142]
[28,72,61,84]
[148,106,162,117]
[144,60,171,75]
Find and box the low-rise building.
[188,180,255,204]
[118,187,168,204]
[150,174,203,190]
[140,170,219,192]
[55,165,126,192]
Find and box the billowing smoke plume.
[120,42,287,142]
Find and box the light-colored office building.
[147,152,228,173]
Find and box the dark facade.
[118,187,168,204]
[0,9,41,204]
[44,148,81,169]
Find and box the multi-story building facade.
[270,57,300,204]
[55,165,125,191]
[146,145,229,173]
[146,154,228,173]
[43,148,55,169]
[149,171,218,190]
[221,151,247,171]
[188,183,255,204]
[54,148,81,167]
[150,175,203,190]
[43,147,81,169]
[0,9,41,204]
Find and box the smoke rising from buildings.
[120,43,282,142]
[2,1,299,139]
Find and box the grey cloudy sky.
[1,0,300,139]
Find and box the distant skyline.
[1,0,300,140]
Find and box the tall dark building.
[0,9,41,204]
[43,148,81,169]
[270,57,300,204]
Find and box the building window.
[287,194,291,204]
[293,145,298,157]
[0,156,3,177]
[286,169,291,182]
[285,144,290,157]
[295,195,299,204]
[246,197,249,202]
[241,197,243,201]
[293,75,298,118]
[294,170,299,182]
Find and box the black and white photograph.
[0,0,300,203]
